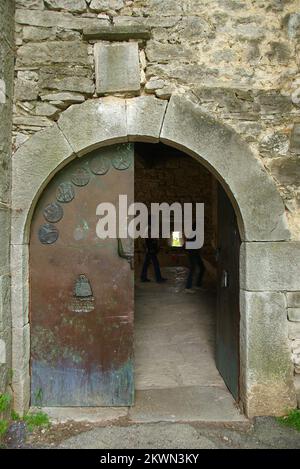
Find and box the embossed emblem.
[71,168,90,187]
[38,224,59,244]
[69,274,95,314]
[74,274,93,298]
[56,182,75,203]
[112,147,132,170]
[43,202,63,223]
[90,155,110,175]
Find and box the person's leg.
[186,252,196,289]
[140,253,151,281]
[151,253,165,282]
[196,254,205,287]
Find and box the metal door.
[30,144,134,406]
[216,184,240,401]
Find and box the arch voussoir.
[12,124,74,245]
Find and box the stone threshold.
[30,385,249,426]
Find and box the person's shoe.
[157,278,167,283]
[194,286,206,292]
[184,288,195,294]
[141,278,151,283]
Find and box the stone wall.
[13,1,300,237]
[10,0,300,406]
[0,0,14,395]
[288,291,300,404]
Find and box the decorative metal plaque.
[43,202,63,223]
[74,274,93,298]
[68,297,95,314]
[71,168,90,187]
[90,155,110,175]
[38,224,59,245]
[69,274,95,314]
[112,147,133,170]
[56,182,75,203]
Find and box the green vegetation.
[0,393,12,413]
[23,411,50,432]
[278,409,300,432]
[11,410,21,421]
[0,392,50,445]
[0,420,8,437]
[0,394,12,443]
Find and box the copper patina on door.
[30,144,134,406]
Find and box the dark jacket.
[145,238,159,255]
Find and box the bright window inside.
[171,231,184,248]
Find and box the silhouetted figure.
[185,251,205,290]
[140,238,166,283]
[185,227,205,292]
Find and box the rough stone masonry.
[0,0,300,412]
[0,0,14,402]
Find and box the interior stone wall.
[0,0,14,396]
[9,0,300,409]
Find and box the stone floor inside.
[132,266,245,423]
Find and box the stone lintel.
[83,25,151,41]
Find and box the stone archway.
[11,93,298,417]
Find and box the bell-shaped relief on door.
[118,238,134,270]
[68,274,95,314]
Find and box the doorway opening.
[133,143,243,421]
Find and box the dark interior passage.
[134,143,218,286]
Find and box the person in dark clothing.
[140,238,167,283]
[185,227,205,292]
[185,250,205,291]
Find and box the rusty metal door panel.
[30,144,134,406]
[216,184,240,401]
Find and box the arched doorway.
[28,141,240,418]
[11,94,296,417]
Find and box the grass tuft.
[11,410,21,421]
[23,412,50,431]
[0,420,8,438]
[0,394,12,413]
[278,409,300,432]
